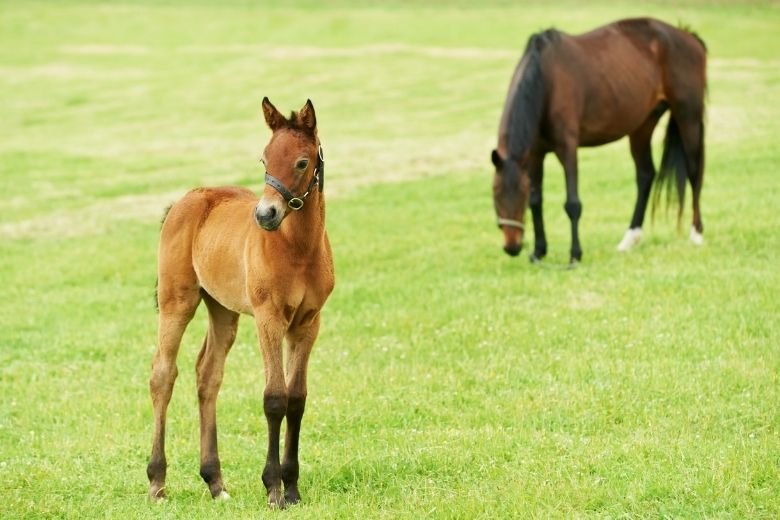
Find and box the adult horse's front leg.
[254,308,289,509]
[528,153,547,262]
[556,140,583,263]
[281,315,319,505]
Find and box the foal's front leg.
[254,308,289,509]
[281,315,320,505]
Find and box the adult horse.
[146,98,334,509]
[491,18,707,262]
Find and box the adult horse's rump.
[491,18,707,262]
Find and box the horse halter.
[497,217,525,230]
[264,145,325,211]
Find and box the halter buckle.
[288,198,304,211]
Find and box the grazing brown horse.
[491,18,707,263]
[146,98,334,509]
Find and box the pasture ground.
[1,1,778,518]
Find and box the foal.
[146,98,334,509]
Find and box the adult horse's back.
[491,18,707,262]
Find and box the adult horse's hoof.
[267,488,286,509]
[215,490,231,501]
[617,227,642,251]
[148,484,167,502]
[284,486,302,506]
[567,259,580,270]
[690,225,704,246]
[529,253,543,264]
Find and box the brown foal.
[146,98,334,509]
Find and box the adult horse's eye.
[295,159,309,170]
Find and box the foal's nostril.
[266,206,277,219]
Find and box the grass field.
[1,1,779,518]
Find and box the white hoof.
[216,490,231,500]
[617,228,642,251]
[690,226,704,246]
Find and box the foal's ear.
[262,97,286,131]
[491,149,504,169]
[297,99,317,133]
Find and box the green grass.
[1,1,779,518]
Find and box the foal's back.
[158,187,259,315]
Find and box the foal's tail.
[652,115,704,226]
[154,203,174,313]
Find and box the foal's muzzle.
[254,199,283,231]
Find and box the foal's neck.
[277,195,326,254]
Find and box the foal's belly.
[191,197,257,316]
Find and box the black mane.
[505,29,559,164]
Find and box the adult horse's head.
[491,149,529,256]
[255,97,323,231]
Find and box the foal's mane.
[278,110,317,136]
[504,29,559,188]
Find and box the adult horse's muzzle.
[254,198,284,231]
[498,217,524,257]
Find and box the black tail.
[652,116,688,225]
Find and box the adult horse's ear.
[262,97,286,131]
[298,99,317,133]
[491,149,504,169]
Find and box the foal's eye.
[295,159,309,170]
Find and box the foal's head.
[255,97,322,231]
[491,149,529,256]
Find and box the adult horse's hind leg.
[147,279,201,500]
[679,116,705,244]
[196,293,239,499]
[281,315,319,505]
[618,106,666,251]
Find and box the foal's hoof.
[267,488,286,509]
[215,490,231,501]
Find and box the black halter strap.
[264,145,324,211]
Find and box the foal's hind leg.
[196,293,239,499]
[618,107,665,251]
[147,281,201,500]
[281,315,319,506]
